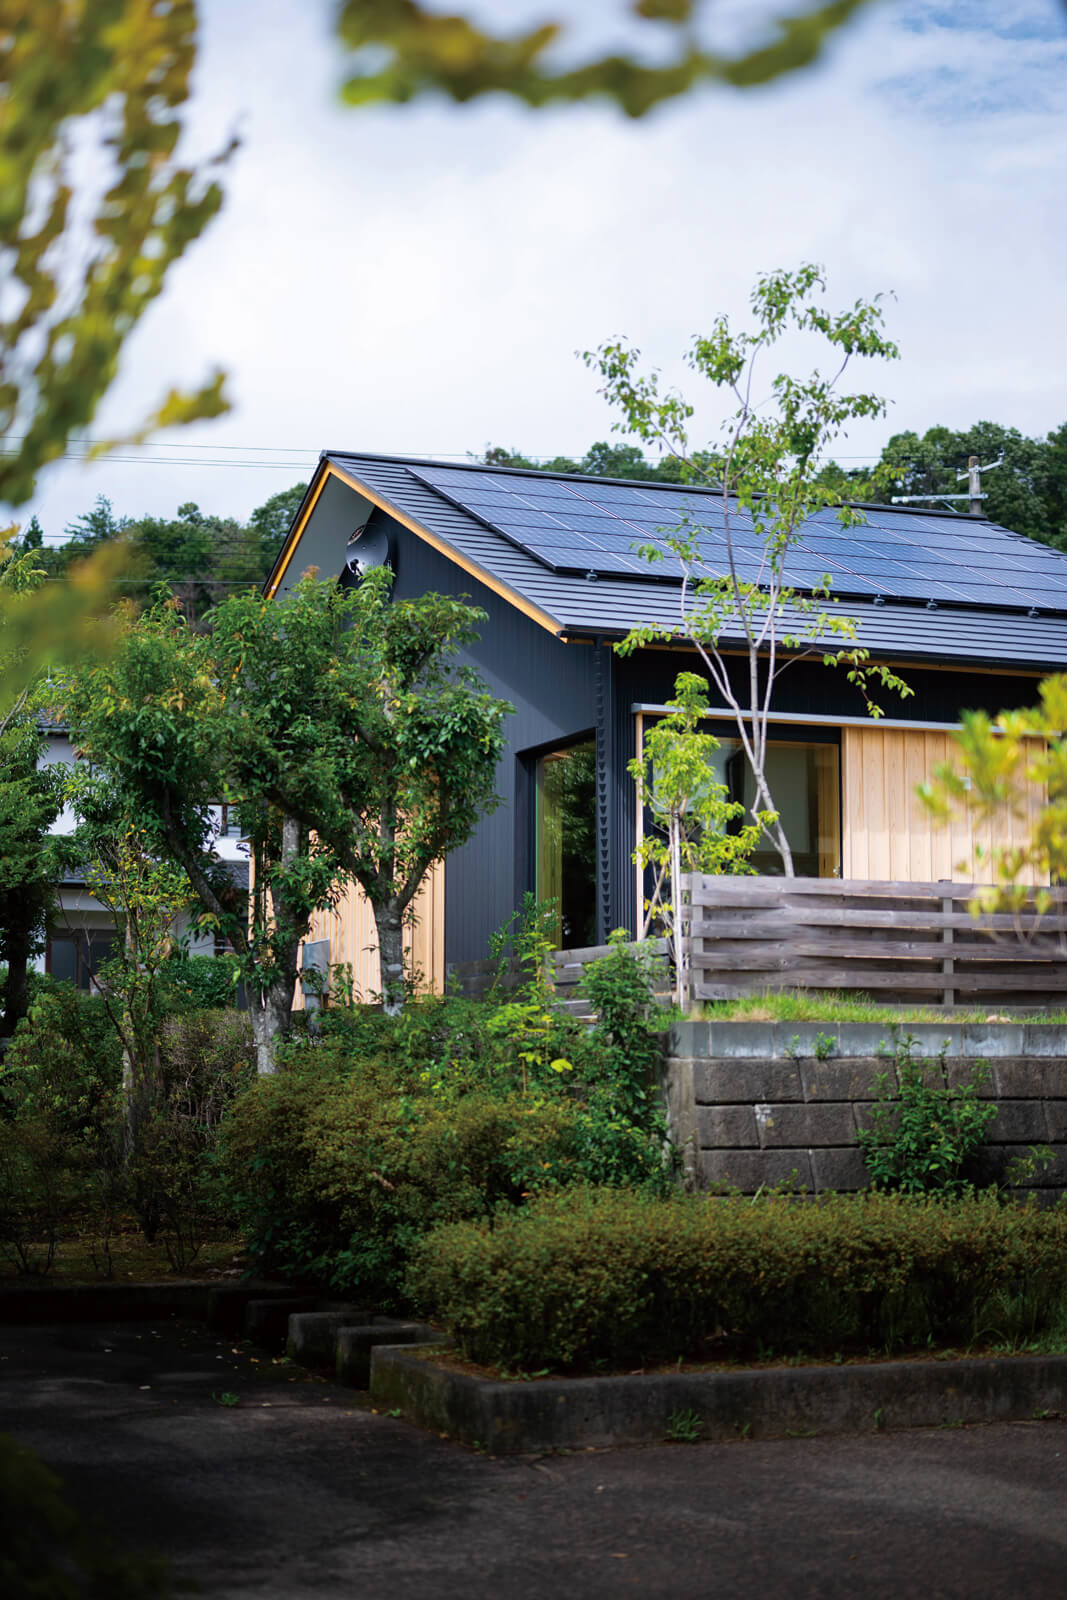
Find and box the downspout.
[594,637,614,945]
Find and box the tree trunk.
[374,905,405,1018]
[248,816,309,1074]
[0,927,30,1038]
[250,977,296,1075]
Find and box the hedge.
[408,1186,1067,1372]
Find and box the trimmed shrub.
[217,1026,671,1307]
[408,1186,1067,1372]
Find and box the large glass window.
[535,739,597,948]
[646,726,840,878]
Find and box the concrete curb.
[369,1346,1067,1455]
[0,1282,215,1324]
[335,1322,443,1388]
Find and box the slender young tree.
[587,263,911,875]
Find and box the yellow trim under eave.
[266,461,564,638]
[264,468,333,597]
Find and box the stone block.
[995,1060,1067,1099]
[755,1102,856,1149]
[286,1308,368,1367]
[205,1282,296,1337]
[244,1296,321,1352]
[962,1022,1025,1059]
[336,1322,442,1388]
[668,1020,711,1058]
[1041,1101,1067,1143]
[777,1024,840,1060]
[707,1022,780,1059]
[1022,1025,1067,1060]
[696,1105,758,1148]
[810,1146,870,1193]
[985,1101,1051,1145]
[944,1058,998,1096]
[692,1059,803,1104]
[801,1060,890,1102]
[698,1148,813,1193]
[835,1025,900,1059]
[896,1024,964,1060]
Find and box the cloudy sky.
[19,0,1067,544]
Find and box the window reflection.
[536,740,597,948]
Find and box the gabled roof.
[267,451,1067,672]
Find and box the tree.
[246,484,309,571]
[270,569,512,1013]
[874,423,1067,550]
[476,440,718,482]
[587,262,911,875]
[0,2,235,711]
[0,546,75,1035]
[337,0,882,118]
[1,0,232,510]
[59,573,511,1064]
[922,677,1067,915]
[629,672,765,1006]
[0,713,67,1039]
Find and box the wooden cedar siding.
[292,864,446,1008]
[841,725,1047,885]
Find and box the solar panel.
[406,464,1067,612]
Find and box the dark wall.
[389,532,599,965]
[613,648,1043,725]
[388,519,1047,964]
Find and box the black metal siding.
[389,531,599,966]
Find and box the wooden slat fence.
[682,875,1067,1008]
[448,938,670,1013]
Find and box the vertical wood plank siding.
[293,863,446,1008]
[841,726,1047,885]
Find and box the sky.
[17,0,1067,545]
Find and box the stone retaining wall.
[664,1021,1067,1196]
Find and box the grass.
[699,991,1067,1025]
[0,1230,245,1287]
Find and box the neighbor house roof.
[267,452,1067,672]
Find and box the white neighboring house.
[37,724,249,990]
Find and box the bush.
[0,995,251,1275]
[408,1186,1067,1372]
[128,1009,254,1269]
[160,953,242,1012]
[857,1034,998,1194]
[217,1000,672,1307]
[0,987,123,1273]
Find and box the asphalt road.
[2,1317,1066,1600]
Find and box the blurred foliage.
[337,0,879,118]
[0,1431,174,1599]
[0,0,232,510]
[922,674,1067,911]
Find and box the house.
[38,722,249,990]
[266,451,1067,996]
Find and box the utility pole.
[891,454,1003,515]
[959,454,1002,516]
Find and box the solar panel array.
[409,464,1067,613]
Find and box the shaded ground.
[2,1317,1066,1599]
